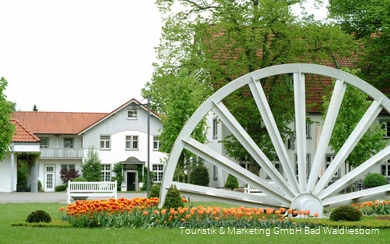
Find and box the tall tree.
[328,0,390,90]
[0,77,15,161]
[143,70,208,182]
[151,0,358,172]
[322,68,387,172]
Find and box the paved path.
[0,192,147,204]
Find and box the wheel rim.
[159,63,390,217]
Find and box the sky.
[0,0,327,113]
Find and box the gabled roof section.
[78,98,160,135]
[11,112,108,135]
[11,119,40,143]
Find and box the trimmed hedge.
[363,173,387,188]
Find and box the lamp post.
[146,94,151,198]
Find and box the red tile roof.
[11,112,108,135]
[11,119,40,143]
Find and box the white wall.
[0,155,12,192]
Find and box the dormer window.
[127,107,137,119]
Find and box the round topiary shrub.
[26,210,52,223]
[363,173,387,188]
[329,205,362,222]
[149,184,160,198]
[190,165,210,186]
[224,174,239,190]
[55,185,67,192]
[163,185,184,210]
[72,177,88,182]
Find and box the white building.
[0,98,167,192]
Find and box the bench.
[244,182,284,194]
[66,180,117,204]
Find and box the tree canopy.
[328,0,390,90]
[149,0,359,170]
[322,68,387,169]
[0,77,15,161]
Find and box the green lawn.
[1,203,389,244]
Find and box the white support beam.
[212,100,295,198]
[318,146,390,200]
[293,70,307,191]
[182,137,291,206]
[248,76,300,195]
[322,184,390,206]
[313,99,384,195]
[307,79,347,191]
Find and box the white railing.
[41,148,84,158]
[67,181,117,203]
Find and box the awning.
[120,156,145,165]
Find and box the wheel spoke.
[248,76,300,195]
[293,68,307,191]
[212,100,295,198]
[307,79,347,191]
[182,137,291,205]
[318,146,390,200]
[313,99,384,195]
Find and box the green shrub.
[38,180,43,192]
[224,174,239,190]
[112,163,123,191]
[190,165,210,186]
[149,184,160,198]
[363,173,387,188]
[17,160,29,192]
[329,205,362,221]
[72,177,88,182]
[82,148,102,181]
[55,185,67,192]
[26,210,51,223]
[163,185,184,210]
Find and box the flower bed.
[352,200,390,215]
[60,197,319,228]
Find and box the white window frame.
[127,107,137,119]
[152,164,164,182]
[294,153,311,177]
[61,164,75,170]
[381,120,390,138]
[126,135,139,150]
[101,164,111,182]
[213,165,218,180]
[40,137,49,148]
[64,138,74,148]
[306,122,312,139]
[153,136,161,150]
[100,136,111,150]
[325,154,340,179]
[212,117,218,139]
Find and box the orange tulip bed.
[59,197,320,228]
[352,200,390,215]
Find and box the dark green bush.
[163,185,184,210]
[329,205,362,221]
[224,174,239,190]
[190,165,210,186]
[26,210,51,223]
[149,184,160,198]
[363,173,387,188]
[38,180,43,192]
[72,177,88,182]
[55,185,67,192]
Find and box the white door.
[45,165,55,192]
